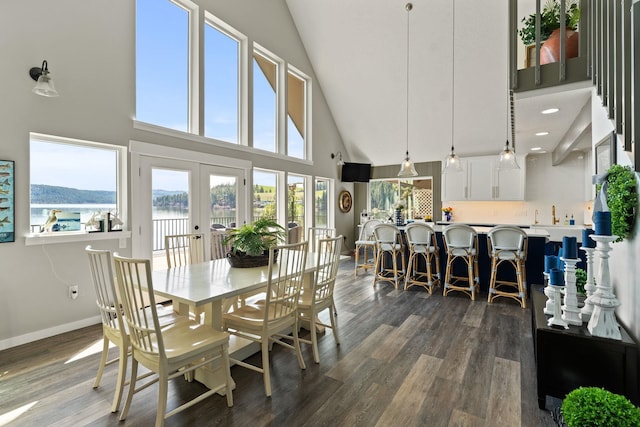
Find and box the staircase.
[509,0,639,171]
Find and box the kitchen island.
[429,223,549,295]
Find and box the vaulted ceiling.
[285,0,592,167]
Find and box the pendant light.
[442,1,462,174]
[398,3,418,178]
[498,36,520,171]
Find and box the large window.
[204,17,240,143]
[253,49,278,152]
[136,2,311,159]
[287,68,307,159]
[136,0,191,131]
[369,177,433,221]
[253,169,278,222]
[29,134,125,233]
[314,178,331,228]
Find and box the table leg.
[193,299,238,393]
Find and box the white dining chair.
[307,226,336,253]
[164,233,205,268]
[222,240,308,397]
[298,235,343,363]
[113,253,233,426]
[86,246,181,413]
[85,246,129,413]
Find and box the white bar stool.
[442,224,479,300]
[487,225,528,308]
[373,223,406,289]
[354,219,381,276]
[404,223,441,293]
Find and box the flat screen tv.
[341,162,371,182]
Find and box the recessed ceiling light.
[541,108,559,114]
[536,131,549,136]
[531,147,542,151]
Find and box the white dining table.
[150,253,341,389]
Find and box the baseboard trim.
[0,316,101,351]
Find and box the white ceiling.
[285,0,593,166]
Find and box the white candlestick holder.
[561,257,582,326]
[587,235,621,340]
[579,246,596,321]
[547,285,568,329]
[542,272,555,315]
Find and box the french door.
[134,155,246,270]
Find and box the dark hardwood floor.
[0,260,556,426]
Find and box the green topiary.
[562,387,640,427]
[605,164,637,242]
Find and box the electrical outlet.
[69,285,79,300]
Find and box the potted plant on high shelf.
[222,218,287,268]
[519,0,580,66]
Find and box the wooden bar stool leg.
[404,251,414,290]
[467,255,475,300]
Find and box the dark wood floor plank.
[0,261,555,426]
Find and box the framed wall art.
[0,160,15,243]
[338,190,352,213]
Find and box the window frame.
[134,2,311,163]
[203,10,246,144]
[26,133,129,245]
[252,44,281,153]
[286,64,311,160]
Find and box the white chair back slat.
[264,241,308,322]
[165,233,205,268]
[307,227,336,253]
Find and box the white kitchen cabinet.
[441,159,467,201]
[467,156,494,200]
[441,155,526,201]
[494,156,526,200]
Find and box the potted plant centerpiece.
[223,218,287,268]
[519,0,580,65]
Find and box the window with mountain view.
[29,134,124,233]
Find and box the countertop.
[390,222,551,238]
[360,221,593,240]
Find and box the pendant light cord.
[451,1,455,154]
[510,89,516,152]
[406,3,412,157]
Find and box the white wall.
[0,0,347,349]
[591,90,640,340]
[444,151,591,226]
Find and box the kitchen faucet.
[534,209,539,224]
[551,205,559,224]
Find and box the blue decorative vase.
[395,209,403,226]
[445,212,452,222]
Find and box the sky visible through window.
[32,1,304,195]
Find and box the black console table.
[531,285,639,409]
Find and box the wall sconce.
[29,60,59,97]
[331,151,345,166]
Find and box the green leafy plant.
[519,0,580,45]
[562,387,640,427]
[223,218,286,256]
[604,164,638,242]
